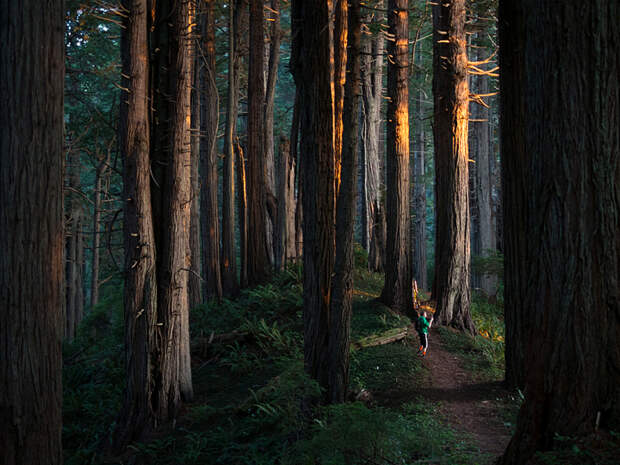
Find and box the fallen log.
[351,326,410,350]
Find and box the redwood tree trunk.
[114,0,159,448]
[412,42,427,292]
[333,0,347,192]
[431,0,475,333]
[360,3,384,259]
[221,0,240,296]
[247,0,271,285]
[236,142,249,288]
[275,136,296,270]
[292,0,336,402]
[499,3,620,463]
[264,0,282,265]
[329,0,361,404]
[381,0,412,313]
[189,49,202,309]
[0,1,64,462]
[200,0,223,300]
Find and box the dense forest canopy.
[1,1,618,464]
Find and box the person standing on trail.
[416,311,433,356]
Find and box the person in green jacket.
[416,311,433,356]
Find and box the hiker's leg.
[422,333,428,351]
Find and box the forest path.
[415,327,513,460]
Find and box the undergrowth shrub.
[63,291,124,464]
[288,402,482,465]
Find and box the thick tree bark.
[221,0,240,296]
[329,0,361,404]
[431,1,475,333]
[498,2,620,463]
[275,136,296,270]
[114,0,159,448]
[159,0,193,404]
[291,88,303,260]
[292,0,336,402]
[469,40,495,296]
[247,0,271,285]
[381,0,412,313]
[264,0,282,265]
[189,45,202,309]
[333,0,347,192]
[115,1,194,448]
[236,142,249,288]
[200,0,223,300]
[412,43,427,291]
[360,3,384,257]
[0,1,64,462]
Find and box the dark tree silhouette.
[0,2,64,463]
[499,2,620,463]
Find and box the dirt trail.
[417,327,513,460]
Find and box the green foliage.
[63,292,124,464]
[353,242,369,269]
[350,341,421,393]
[288,402,484,465]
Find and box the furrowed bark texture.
[115,0,159,448]
[381,0,412,313]
[0,1,64,463]
[333,0,347,192]
[329,0,361,403]
[499,2,620,463]
[247,0,271,285]
[412,42,427,291]
[200,0,223,300]
[264,0,282,265]
[469,41,495,296]
[189,45,202,309]
[236,142,249,288]
[275,136,296,270]
[160,0,193,403]
[221,0,240,296]
[292,0,336,401]
[431,0,475,333]
[360,2,384,261]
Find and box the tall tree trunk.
[292,0,336,402]
[66,147,84,341]
[200,0,223,300]
[221,0,240,296]
[264,0,282,265]
[412,42,427,292]
[329,0,361,403]
[91,149,110,308]
[361,2,385,267]
[381,0,412,313]
[291,88,303,260]
[498,2,620,463]
[431,0,475,333]
[0,1,64,462]
[469,40,495,296]
[156,0,194,407]
[189,46,202,309]
[275,136,296,270]
[333,0,348,193]
[114,0,159,448]
[247,0,271,285]
[236,142,249,287]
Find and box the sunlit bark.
[431,0,475,333]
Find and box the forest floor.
[408,327,512,459]
[64,264,521,465]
